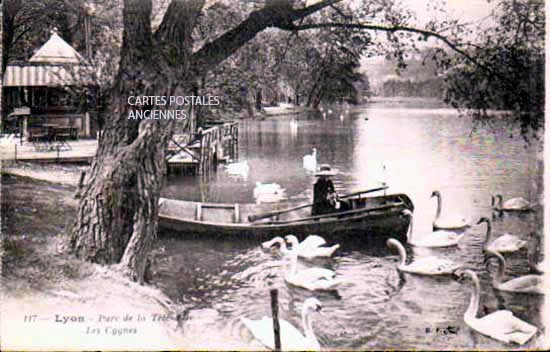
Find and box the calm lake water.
[156,98,544,350]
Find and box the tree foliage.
[440,0,545,140]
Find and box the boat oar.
[247,185,389,222]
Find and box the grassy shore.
[1,170,187,350]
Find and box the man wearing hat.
[312,164,348,215]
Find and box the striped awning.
[2,65,91,87]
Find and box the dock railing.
[167,121,238,175]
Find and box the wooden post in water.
[270,289,282,351]
[14,144,17,163]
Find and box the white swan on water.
[401,210,464,248]
[285,247,340,291]
[303,148,317,171]
[254,182,284,197]
[477,217,527,253]
[484,250,545,295]
[386,238,461,275]
[492,194,532,211]
[431,190,470,230]
[225,160,249,177]
[454,269,538,345]
[290,119,298,134]
[241,297,322,351]
[254,182,285,203]
[285,234,340,259]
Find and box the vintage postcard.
[1,0,547,350]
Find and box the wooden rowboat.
[159,191,414,245]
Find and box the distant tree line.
[379,77,445,98]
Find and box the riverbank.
[0,172,187,350]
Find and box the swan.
[454,269,538,345]
[303,148,317,171]
[254,182,284,198]
[285,234,340,259]
[484,250,545,295]
[290,119,298,134]
[225,160,249,177]
[241,297,322,351]
[401,209,464,248]
[492,194,532,211]
[285,248,340,291]
[477,217,527,253]
[386,238,461,275]
[262,236,291,255]
[431,190,470,230]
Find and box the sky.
[401,0,496,25]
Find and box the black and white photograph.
[0,0,547,350]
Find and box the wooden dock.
[167,121,238,175]
[1,121,239,175]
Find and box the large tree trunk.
[68,0,336,283]
[70,0,202,282]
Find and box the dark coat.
[312,177,336,215]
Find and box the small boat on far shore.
[159,190,414,245]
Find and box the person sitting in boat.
[312,164,350,215]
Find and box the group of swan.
[262,234,340,291]
[241,297,322,351]
[386,190,531,276]
[243,235,339,350]
[262,234,339,260]
[455,269,538,345]
[244,189,538,349]
[397,190,540,345]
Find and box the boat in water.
[159,190,414,245]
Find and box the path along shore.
[1,163,191,350]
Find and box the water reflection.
[156,99,542,350]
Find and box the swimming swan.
[386,238,461,275]
[477,217,527,253]
[492,194,532,211]
[285,234,340,259]
[285,248,340,291]
[225,160,249,177]
[241,297,322,351]
[254,182,286,203]
[484,250,545,295]
[254,182,284,197]
[454,269,538,345]
[290,119,298,134]
[431,190,470,230]
[401,210,464,248]
[303,148,317,171]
